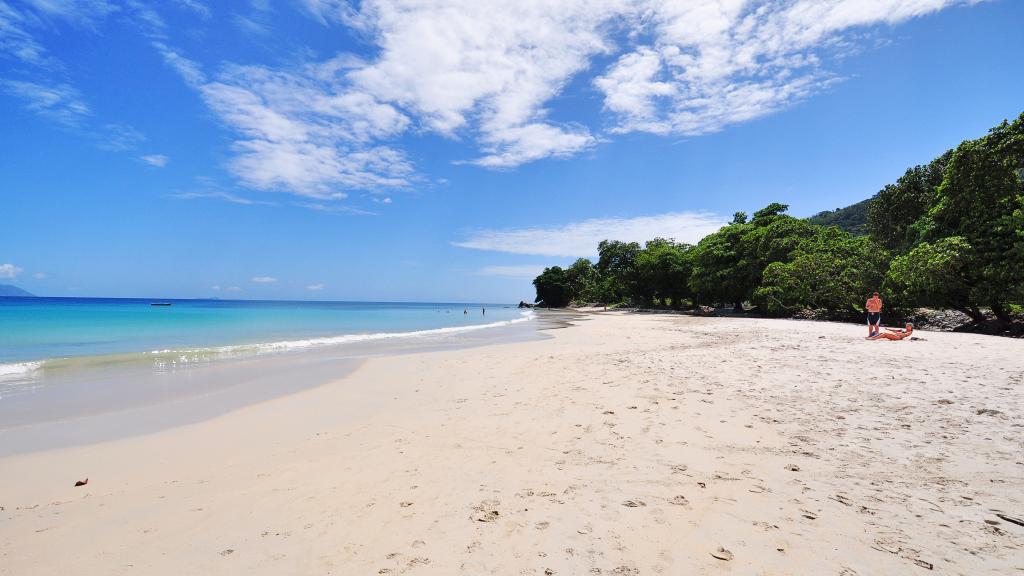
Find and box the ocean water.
[0,297,530,382]
[0,297,549,453]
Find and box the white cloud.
[169,190,274,206]
[211,285,220,291]
[173,0,211,20]
[141,154,169,167]
[454,212,727,257]
[1,80,90,126]
[0,263,23,279]
[0,1,49,65]
[306,283,325,291]
[153,41,206,86]
[346,0,615,167]
[233,0,273,35]
[99,123,145,151]
[145,0,979,204]
[160,58,416,198]
[475,265,547,278]
[33,272,46,279]
[594,0,980,136]
[294,201,376,215]
[20,0,119,27]
[250,276,277,283]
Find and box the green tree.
[755,227,889,315]
[596,240,642,304]
[925,114,1024,320]
[636,238,693,308]
[689,222,750,309]
[885,237,982,321]
[867,151,951,252]
[565,258,598,303]
[738,208,817,301]
[532,266,571,308]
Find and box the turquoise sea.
[0,297,529,380]
[0,297,544,453]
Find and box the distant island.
[0,284,34,297]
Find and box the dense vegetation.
[534,113,1024,323]
[806,198,871,235]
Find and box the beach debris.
[829,494,854,507]
[669,495,689,506]
[602,410,615,415]
[219,549,234,556]
[784,464,800,472]
[995,513,1024,528]
[621,499,646,508]
[74,478,88,487]
[471,510,500,522]
[871,538,934,569]
[936,399,954,405]
[399,501,414,507]
[710,547,734,561]
[976,408,1005,418]
[470,500,501,522]
[670,464,688,474]
[697,482,706,488]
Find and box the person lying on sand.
[867,322,913,341]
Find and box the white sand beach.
[1,313,1022,575]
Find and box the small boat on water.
[150,302,172,307]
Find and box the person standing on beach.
[865,292,883,337]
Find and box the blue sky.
[1,0,1021,302]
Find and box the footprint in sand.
[470,500,501,523]
[535,521,550,530]
[710,547,733,561]
[669,495,689,506]
[622,499,646,508]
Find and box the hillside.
[0,284,34,297]
[806,197,871,235]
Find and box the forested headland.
[532,112,1024,330]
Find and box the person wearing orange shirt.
[865,291,883,337]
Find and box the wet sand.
[1,313,1021,574]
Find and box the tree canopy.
[531,112,1023,323]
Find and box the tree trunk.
[733,301,744,312]
[954,304,986,323]
[991,302,1011,323]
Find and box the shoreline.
[1,313,1021,574]
[0,311,560,456]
